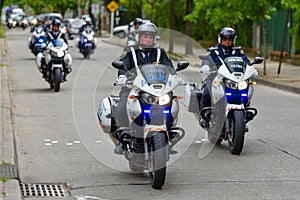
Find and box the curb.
[0,38,22,199]
[254,77,300,94]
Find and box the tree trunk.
[169,0,176,53]
[263,20,267,76]
[185,0,193,55]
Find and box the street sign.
[107,0,119,13]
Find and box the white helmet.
[85,17,92,24]
[135,22,158,48]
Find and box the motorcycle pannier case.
[97,97,113,133]
[183,83,202,113]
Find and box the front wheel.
[148,133,167,189]
[53,68,62,92]
[228,110,245,155]
[83,46,92,59]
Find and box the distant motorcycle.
[36,38,72,92]
[77,27,96,59]
[20,17,28,29]
[7,17,17,29]
[28,26,47,56]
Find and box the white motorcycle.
[194,55,262,155]
[36,38,72,92]
[28,26,47,56]
[76,27,97,59]
[98,60,189,189]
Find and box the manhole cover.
[20,183,67,197]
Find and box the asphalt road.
[4,28,300,200]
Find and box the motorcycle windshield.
[52,38,64,47]
[140,64,176,85]
[84,27,93,34]
[224,57,246,73]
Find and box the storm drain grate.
[0,165,18,179]
[20,183,66,197]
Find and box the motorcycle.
[189,55,262,155]
[28,26,48,56]
[20,17,28,29]
[98,60,189,189]
[6,17,17,29]
[37,38,72,92]
[77,27,96,59]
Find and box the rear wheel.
[228,110,245,155]
[53,68,62,92]
[148,133,167,189]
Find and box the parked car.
[113,19,150,38]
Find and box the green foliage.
[1,177,9,182]
[0,25,3,38]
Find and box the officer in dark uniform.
[114,22,174,154]
[46,19,68,45]
[199,27,251,128]
[45,19,71,80]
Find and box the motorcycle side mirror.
[176,61,189,71]
[112,61,125,70]
[252,57,263,65]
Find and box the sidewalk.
[1,33,300,199]
[1,38,22,199]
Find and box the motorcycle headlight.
[224,79,238,89]
[238,81,248,90]
[141,93,171,105]
[158,94,171,105]
[57,51,65,57]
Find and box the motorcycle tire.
[53,68,62,92]
[148,133,167,189]
[84,46,92,59]
[228,110,245,155]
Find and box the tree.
[239,0,284,76]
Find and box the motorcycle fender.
[144,125,167,139]
[127,97,142,124]
[98,97,113,133]
[211,76,224,104]
[171,98,179,125]
[35,53,44,69]
[226,104,245,116]
[52,64,63,70]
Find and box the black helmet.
[51,19,61,27]
[218,27,236,45]
[134,18,143,26]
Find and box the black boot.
[199,117,208,130]
[114,143,124,155]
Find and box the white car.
[113,19,150,38]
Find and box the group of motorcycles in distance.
[25,16,97,92]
